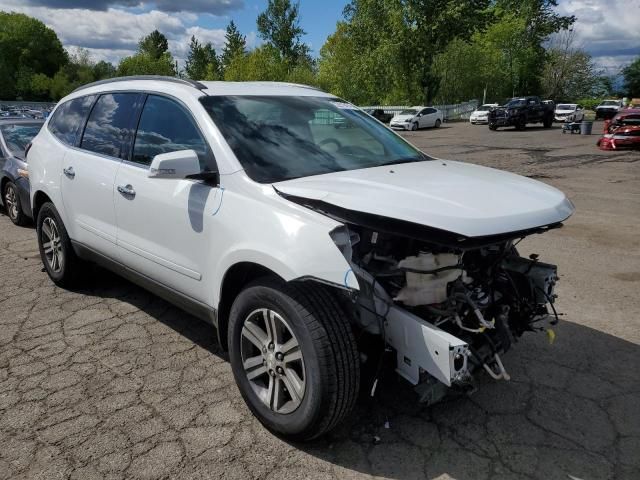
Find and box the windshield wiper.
[378,155,429,167]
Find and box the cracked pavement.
[1,122,639,479]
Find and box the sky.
[1,0,638,74]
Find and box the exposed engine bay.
[329,222,560,403]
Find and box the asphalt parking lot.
[1,121,639,480]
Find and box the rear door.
[61,92,141,256]
[421,108,438,127]
[114,94,219,301]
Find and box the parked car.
[488,96,554,130]
[27,76,574,440]
[0,119,44,225]
[364,108,394,123]
[390,106,443,130]
[469,104,498,124]
[597,108,640,150]
[554,103,582,122]
[595,99,623,119]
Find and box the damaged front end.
[310,199,563,405]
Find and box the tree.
[541,31,598,100]
[493,0,575,94]
[117,52,176,76]
[93,60,116,80]
[138,30,169,60]
[185,36,220,80]
[118,31,176,77]
[221,21,247,72]
[257,0,310,65]
[0,12,67,99]
[317,22,363,102]
[623,57,640,97]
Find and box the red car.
[598,109,640,150]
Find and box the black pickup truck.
[488,96,554,130]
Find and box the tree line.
[1,0,639,105]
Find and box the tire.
[411,122,418,131]
[36,202,83,287]
[435,119,441,128]
[228,278,360,441]
[3,181,28,226]
[543,115,553,128]
[489,123,498,131]
[516,118,527,130]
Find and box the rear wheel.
[3,181,28,226]
[36,202,83,287]
[228,279,360,441]
[516,117,527,130]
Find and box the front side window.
[81,93,138,158]
[48,95,95,145]
[200,95,429,183]
[0,123,43,159]
[132,95,212,169]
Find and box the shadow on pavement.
[76,267,640,480]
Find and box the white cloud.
[2,1,229,67]
[555,0,640,72]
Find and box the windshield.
[602,100,619,106]
[399,109,419,115]
[477,105,493,111]
[505,99,526,108]
[200,96,429,183]
[0,123,42,158]
[557,104,575,110]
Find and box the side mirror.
[148,150,202,179]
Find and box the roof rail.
[72,75,207,93]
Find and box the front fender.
[207,178,361,309]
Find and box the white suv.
[28,76,574,440]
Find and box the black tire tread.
[37,202,82,287]
[233,278,360,440]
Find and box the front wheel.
[3,181,28,226]
[228,279,360,441]
[543,115,553,128]
[435,119,441,128]
[411,122,418,131]
[489,123,498,131]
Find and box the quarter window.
[81,93,138,159]
[132,95,211,169]
[48,95,96,146]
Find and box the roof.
[199,81,331,97]
[69,75,331,99]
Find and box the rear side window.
[81,93,139,159]
[132,95,212,169]
[48,95,95,145]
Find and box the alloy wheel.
[240,308,305,414]
[4,185,18,220]
[41,216,64,273]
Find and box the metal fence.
[361,100,479,121]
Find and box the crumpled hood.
[274,160,574,238]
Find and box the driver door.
[114,94,220,302]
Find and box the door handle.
[63,167,75,179]
[117,184,136,197]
